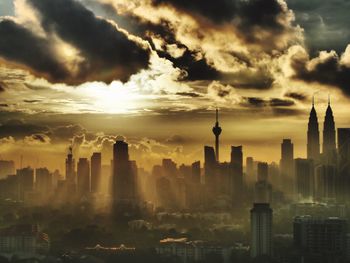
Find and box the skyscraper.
[212,109,222,162]
[191,161,201,184]
[17,167,34,201]
[250,203,273,258]
[307,98,320,161]
[257,162,268,182]
[338,128,350,165]
[280,139,294,178]
[77,158,90,196]
[204,145,216,186]
[65,147,75,184]
[90,152,101,193]
[35,168,52,196]
[323,98,336,157]
[337,128,350,200]
[315,165,336,201]
[295,158,314,200]
[112,138,138,215]
[231,146,243,201]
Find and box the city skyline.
[2,0,350,170]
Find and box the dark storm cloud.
[152,0,292,43]
[0,0,151,85]
[29,0,150,83]
[269,98,295,107]
[244,97,295,107]
[287,0,350,54]
[291,49,350,97]
[0,119,50,139]
[285,92,307,101]
[0,19,69,81]
[246,97,266,107]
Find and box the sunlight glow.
[77,81,143,114]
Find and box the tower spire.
[328,94,330,106]
[312,95,315,107]
[212,108,222,162]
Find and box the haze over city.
[1,0,350,263]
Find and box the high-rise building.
[307,98,320,161]
[204,146,216,186]
[295,158,314,200]
[35,168,52,196]
[323,98,336,157]
[77,158,90,196]
[337,128,350,200]
[250,203,273,258]
[17,167,34,201]
[294,216,347,263]
[191,161,201,184]
[162,159,177,177]
[246,157,254,177]
[65,147,75,184]
[315,165,336,202]
[280,139,294,178]
[212,109,222,162]
[112,138,138,215]
[90,152,101,193]
[257,162,268,182]
[231,146,243,201]
[338,128,350,164]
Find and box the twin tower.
[307,97,336,161]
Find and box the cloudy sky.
[1,0,350,171]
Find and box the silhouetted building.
[250,203,273,258]
[231,146,243,202]
[323,98,336,158]
[162,159,177,177]
[315,165,336,202]
[17,167,34,201]
[212,109,222,162]
[294,216,347,263]
[191,161,201,184]
[280,139,294,178]
[77,158,90,197]
[112,138,139,218]
[204,146,216,186]
[0,160,15,179]
[295,159,314,200]
[246,157,255,184]
[257,162,268,182]
[307,98,320,161]
[91,152,101,193]
[65,147,76,185]
[35,168,52,197]
[338,128,350,201]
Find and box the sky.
[1,0,350,171]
